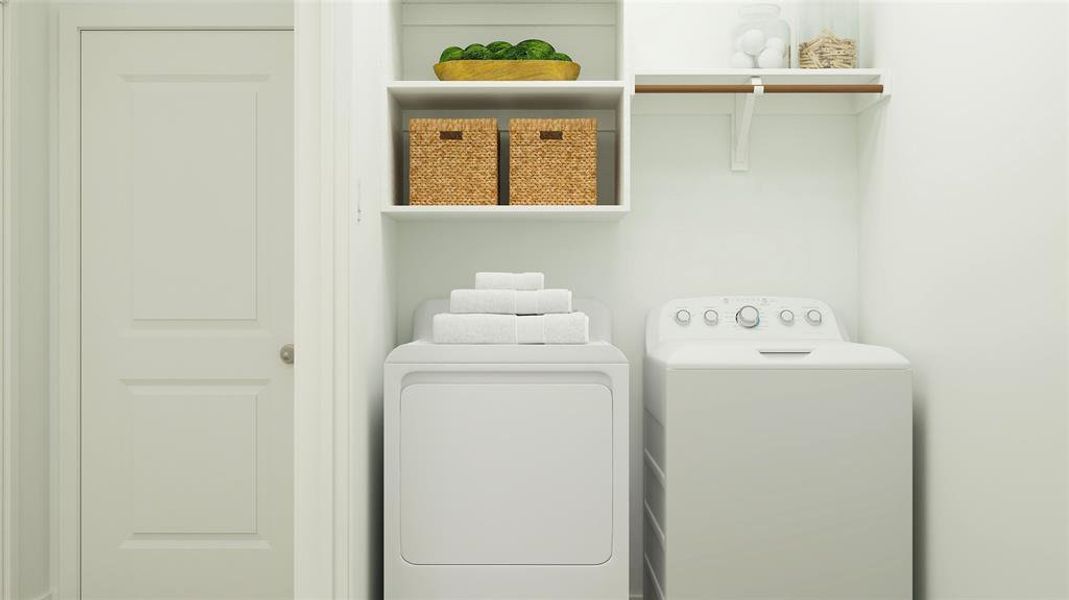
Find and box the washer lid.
[650,340,909,370]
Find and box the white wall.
[11,2,51,598]
[858,2,1068,598]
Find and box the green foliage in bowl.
[516,39,555,59]
[501,45,531,60]
[486,41,512,55]
[461,43,492,60]
[437,39,574,62]
[439,46,464,63]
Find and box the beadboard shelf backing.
[386,80,630,217]
[399,0,620,81]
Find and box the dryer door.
[399,382,613,565]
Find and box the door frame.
[292,2,354,599]
[54,4,350,599]
[0,2,12,599]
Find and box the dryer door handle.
[758,349,813,357]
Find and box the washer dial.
[736,305,760,328]
[703,310,719,325]
[805,309,823,325]
[675,309,692,326]
[779,309,795,324]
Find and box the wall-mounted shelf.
[635,68,885,87]
[633,69,889,171]
[382,204,629,222]
[387,0,629,220]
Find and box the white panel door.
[81,31,293,599]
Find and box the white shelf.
[388,80,627,110]
[635,68,885,87]
[382,204,629,222]
[632,69,888,117]
[632,69,889,171]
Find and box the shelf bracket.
[853,72,892,113]
[731,76,762,172]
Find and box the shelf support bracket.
[853,72,892,113]
[731,76,763,172]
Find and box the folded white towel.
[474,272,545,291]
[433,313,589,345]
[450,289,572,315]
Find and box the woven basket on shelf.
[408,117,498,205]
[508,118,597,205]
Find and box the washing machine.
[384,299,629,599]
[644,296,912,600]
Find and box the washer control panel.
[648,296,847,344]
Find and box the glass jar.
[798,0,859,68]
[730,3,791,69]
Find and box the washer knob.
[779,309,795,324]
[703,309,719,326]
[805,309,823,325]
[675,309,692,326]
[736,305,760,328]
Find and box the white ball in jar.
[764,36,787,53]
[730,51,755,68]
[757,47,785,68]
[739,29,766,56]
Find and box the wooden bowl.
[433,60,581,81]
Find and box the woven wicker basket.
[508,118,597,205]
[409,118,498,205]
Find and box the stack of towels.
[433,272,589,344]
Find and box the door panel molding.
[51,5,343,600]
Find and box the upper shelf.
[632,69,889,116]
[635,68,885,88]
[387,80,627,110]
[632,69,890,171]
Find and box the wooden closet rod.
[635,83,884,94]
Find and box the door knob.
[280,344,294,365]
